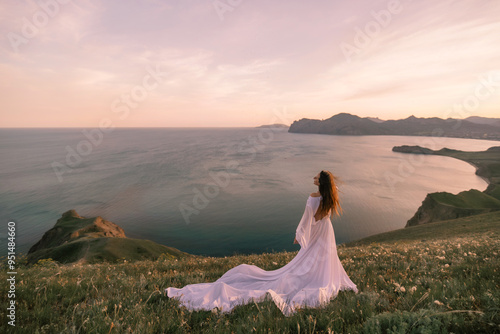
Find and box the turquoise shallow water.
[0,128,495,256]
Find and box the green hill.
[347,210,500,246]
[3,212,498,333]
[486,184,500,200]
[430,189,500,208]
[27,210,189,264]
[392,146,500,226]
[27,236,188,264]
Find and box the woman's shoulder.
[309,192,321,198]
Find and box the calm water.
[0,128,496,257]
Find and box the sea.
[0,128,497,257]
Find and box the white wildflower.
[393,282,406,293]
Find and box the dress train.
[165,195,358,316]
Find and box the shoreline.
[287,131,500,142]
[426,155,490,186]
[392,145,500,185]
[392,145,500,227]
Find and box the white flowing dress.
[165,195,358,316]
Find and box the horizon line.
[0,126,286,129]
[0,113,497,129]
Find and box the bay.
[0,128,495,257]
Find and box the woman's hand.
[293,237,298,245]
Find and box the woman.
[165,170,358,316]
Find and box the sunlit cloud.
[0,0,499,127]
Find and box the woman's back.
[166,194,358,316]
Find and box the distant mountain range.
[288,113,500,140]
[465,116,500,127]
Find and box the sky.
[1,0,499,127]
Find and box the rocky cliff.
[28,210,126,254]
[405,190,500,227]
[392,145,500,227]
[27,210,188,264]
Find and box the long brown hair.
[317,170,342,217]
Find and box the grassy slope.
[347,211,500,246]
[2,214,499,334]
[429,190,500,208]
[487,184,500,200]
[27,210,190,264]
[27,237,190,264]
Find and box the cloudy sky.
[1,0,499,127]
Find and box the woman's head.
[315,170,342,217]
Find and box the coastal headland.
[392,145,500,226]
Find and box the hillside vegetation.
[2,213,499,333]
[392,146,500,226]
[27,210,189,264]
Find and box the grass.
[394,146,500,221]
[1,214,499,333]
[347,211,500,246]
[487,184,500,201]
[429,190,500,209]
[27,237,190,265]
[27,210,190,265]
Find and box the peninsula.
[392,146,500,226]
[27,210,189,264]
